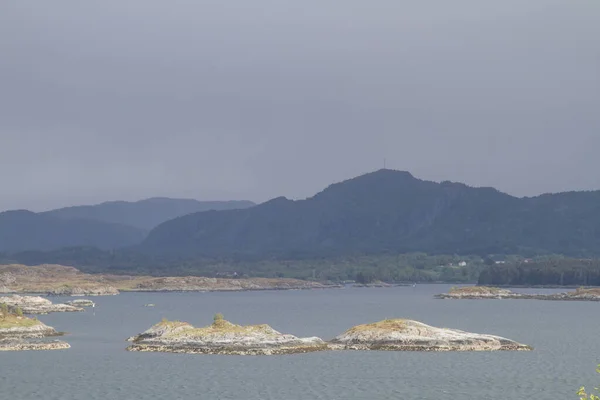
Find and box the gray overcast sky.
[1,0,599,211]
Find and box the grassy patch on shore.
[448,286,504,294]
[161,315,276,339]
[0,314,40,329]
[345,319,408,334]
[573,287,600,296]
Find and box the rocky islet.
[0,295,83,314]
[127,315,328,355]
[0,264,339,295]
[0,309,70,351]
[328,319,532,351]
[435,286,600,301]
[126,315,531,355]
[65,299,96,307]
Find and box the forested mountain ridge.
[140,169,600,258]
[44,197,256,230]
[0,198,255,253]
[0,210,145,252]
[3,170,600,262]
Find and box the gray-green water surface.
[1,285,598,399]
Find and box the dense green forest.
[4,246,600,286]
[0,248,488,282]
[0,248,516,283]
[478,258,600,286]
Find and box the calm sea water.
[1,285,598,400]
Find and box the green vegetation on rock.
[0,303,40,328]
[578,365,600,400]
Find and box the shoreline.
[6,283,600,297]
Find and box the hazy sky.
[1,0,599,211]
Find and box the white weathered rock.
[0,295,83,314]
[65,299,95,307]
[436,286,600,301]
[0,322,59,339]
[47,286,119,296]
[0,317,70,351]
[329,319,532,351]
[127,318,328,355]
[0,339,70,351]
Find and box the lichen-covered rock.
[127,316,328,355]
[0,295,83,314]
[436,286,600,301]
[329,319,532,351]
[0,338,70,351]
[0,322,59,339]
[0,314,70,351]
[47,286,119,296]
[121,276,339,292]
[126,320,193,342]
[435,286,515,299]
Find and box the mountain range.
[140,169,600,258]
[0,198,255,252]
[44,198,256,230]
[2,170,600,259]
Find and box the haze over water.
[2,285,598,400]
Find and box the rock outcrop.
[353,281,394,288]
[0,264,339,294]
[127,315,328,355]
[435,286,600,301]
[0,314,70,351]
[435,286,515,299]
[47,286,118,296]
[65,299,95,307]
[329,319,532,351]
[0,295,83,314]
[0,264,119,296]
[0,321,59,339]
[118,276,339,292]
[0,340,71,351]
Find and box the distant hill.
[140,169,600,258]
[0,210,145,252]
[44,198,256,230]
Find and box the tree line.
[478,258,600,286]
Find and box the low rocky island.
[435,286,516,299]
[0,295,84,314]
[65,299,95,307]
[328,319,532,351]
[116,276,339,292]
[435,286,600,301]
[353,280,394,288]
[48,286,119,296]
[0,264,119,296]
[0,305,70,351]
[127,314,328,355]
[0,264,339,295]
